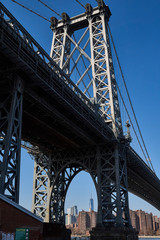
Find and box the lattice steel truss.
[50,2,122,136]
[32,153,51,222]
[0,76,23,202]
[32,143,130,227]
[88,13,122,135]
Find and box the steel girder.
[95,143,130,227]
[0,76,23,202]
[32,143,130,227]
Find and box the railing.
[128,146,157,177]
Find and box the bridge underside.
[127,147,160,211]
[0,52,111,150]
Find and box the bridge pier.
[90,225,138,240]
[43,223,71,240]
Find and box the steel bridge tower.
[31,1,138,239]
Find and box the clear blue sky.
[2,0,160,216]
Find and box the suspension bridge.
[0,0,159,239]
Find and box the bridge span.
[0,1,160,239]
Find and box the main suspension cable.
[75,0,85,9]
[38,0,61,17]
[108,24,155,173]
[11,0,50,22]
[116,79,155,172]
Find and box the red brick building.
[0,194,43,240]
[77,210,97,235]
[130,209,160,236]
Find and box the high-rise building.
[129,209,159,236]
[89,197,94,212]
[66,206,78,225]
[65,214,69,225]
[67,208,71,215]
[70,206,78,216]
[78,210,97,234]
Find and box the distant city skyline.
[65,197,160,220]
[66,207,160,236]
[66,197,95,214]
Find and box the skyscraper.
[89,197,94,211]
[66,205,78,225]
[70,205,78,216]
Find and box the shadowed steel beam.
[0,75,23,203]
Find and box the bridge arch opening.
[64,170,98,225]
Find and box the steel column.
[88,10,122,135]
[32,153,51,222]
[50,18,71,75]
[0,75,23,203]
[96,146,103,225]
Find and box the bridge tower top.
[50,0,123,138]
